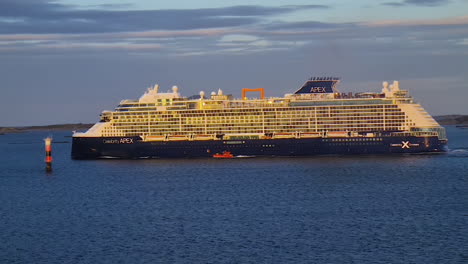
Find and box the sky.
[1,0,467,126]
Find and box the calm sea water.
[1,127,467,264]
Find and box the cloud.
[0,1,329,34]
[2,14,467,58]
[383,0,450,7]
[0,27,219,56]
[81,3,134,10]
[0,1,331,55]
[219,34,260,42]
[1,1,467,60]
[265,21,351,30]
[404,0,450,6]
[363,15,468,26]
[382,2,405,6]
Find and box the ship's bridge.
[138,84,181,103]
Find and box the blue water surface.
[0,126,467,263]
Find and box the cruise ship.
[72,77,447,159]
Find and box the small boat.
[213,151,234,158]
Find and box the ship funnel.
[153,84,159,93]
[218,89,223,95]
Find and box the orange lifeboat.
[300,132,321,138]
[273,133,295,139]
[168,135,189,141]
[213,151,234,158]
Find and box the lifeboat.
[168,135,189,141]
[273,133,295,139]
[300,132,321,138]
[213,151,234,158]
[194,134,214,141]
[327,131,349,137]
[145,135,166,141]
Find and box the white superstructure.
[74,80,446,141]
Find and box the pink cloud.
[363,15,468,27]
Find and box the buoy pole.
[44,137,52,172]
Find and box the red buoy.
[44,137,52,172]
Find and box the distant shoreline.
[434,115,468,125]
[1,115,467,135]
[0,123,94,135]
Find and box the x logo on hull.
[402,141,410,149]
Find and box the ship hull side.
[72,135,447,159]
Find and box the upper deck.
[112,79,412,113]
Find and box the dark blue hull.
[72,136,447,159]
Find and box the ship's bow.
[71,136,101,159]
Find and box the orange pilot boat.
[213,151,234,158]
